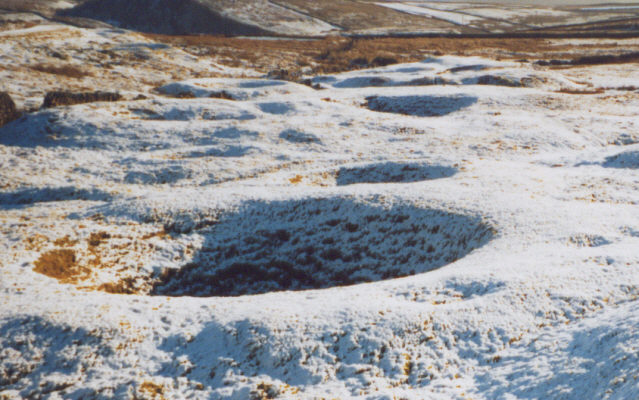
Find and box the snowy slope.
[1,53,639,399]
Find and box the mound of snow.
[476,301,639,400]
[157,78,310,101]
[0,100,258,151]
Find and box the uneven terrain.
[2,6,639,400]
[2,0,639,36]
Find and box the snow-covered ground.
[375,1,639,31]
[375,3,484,26]
[2,47,639,400]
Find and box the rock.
[0,92,19,127]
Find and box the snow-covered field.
[2,32,639,400]
[375,3,483,26]
[375,1,639,32]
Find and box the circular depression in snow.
[603,151,639,169]
[365,95,477,117]
[336,162,457,185]
[153,197,494,297]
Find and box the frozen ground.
[374,1,639,32]
[1,38,639,400]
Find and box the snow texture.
[2,52,639,399]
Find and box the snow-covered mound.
[315,56,585,91]
[156,78,311,101]
[475,300,639,399]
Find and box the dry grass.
[143,34,639,77]
[139,381,165,400]
[0,92,18,127]
[0,20,40,32]
[556,88,605,95]
[42,91,122,108]
[87,231,111,247]
[33,249,89,283]
[271,0,461,32]
[30,63,91,79]
[97,278,138,295]
[53,235,79,247]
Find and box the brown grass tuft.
[289,175,303,184]
[87,231,111,247]
[0,92,19,127]
[30,63,91,79]
[556,88,605,95]
[208,90,235,100]
[139,381,165,399]
[53,235,78,247]
[97,277,138,295]
[42,91,122,108]
[33,249,89,283]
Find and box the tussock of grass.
[41,91,122,108]
[33,249,89,283]
[30,63,91,79]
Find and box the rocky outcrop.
[0,92,19,127]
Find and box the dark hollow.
[152,197,494,297]
[336,162,457,185]
[365,95,477,117]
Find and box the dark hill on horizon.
[1,0,637,37]
[58,0,270,35]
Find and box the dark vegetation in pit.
[152,198,494,297]
[603,151,639,169]
[365,95,478,117]
[336,163,457,185]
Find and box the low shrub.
[41,91,122,108]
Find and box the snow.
[581,5,639,11]
[457,6,571,21]
[375,2,483,25]
[2,52,639,399]
[217,0,339,36]
[0,24,67,37]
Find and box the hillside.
[59,0,270,35]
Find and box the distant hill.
[58,0,270,35]
[2,0,636,37]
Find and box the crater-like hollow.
[336,162,457,185]
[152,198,494,297]
[603,151,639,169]
[365,95,477,117]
